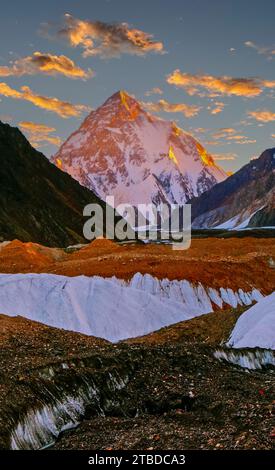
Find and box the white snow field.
[228,292,275,350]
[0,272,263,342]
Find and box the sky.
[0,0,274,172]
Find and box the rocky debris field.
[126,306,247,346]
[0,237,274,294]
[0,314,274,450]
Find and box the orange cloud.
[203,140,223,146]
[208,101,225,115]
[226,135,256,144]
[212,153,237,161]
[212,128,236,139]
[19,121,56,133]
[142,99,201,117]
[55,14,164,58]
[226,135,247,140]
[192,127,208,134]
[167,70,275,97]
[0,82,21,99]
[210,128,256,145]
[19,121,62,147]
[0,52,93,79]
[262,80,275,89]
[247,109,275,122]
[0,82,89,118]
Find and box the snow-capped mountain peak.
[53,90,227,217]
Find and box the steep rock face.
[0,121,128,246]
[191,148,275,229]
[53,91,227,219]
[249,193,275,227]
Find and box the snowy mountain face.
[0,272,262,342]
[53,91,227,222]
[191,148,275,229]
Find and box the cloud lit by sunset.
[142,99,201,117]
[55,14,164,58]
[19,121,62,147]
[0,0,274,173]
[0,82,89,118]
[167,70,275,97]
[247,109,275,122]
[0,52,93,79]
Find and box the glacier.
[227,292,275,349]
[0,272,263,342]
[214,348,275,370]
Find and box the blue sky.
[0,0,274,172]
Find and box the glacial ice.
[0,272,263,342]
[227,292,275,349]
[10,368,130,450]
[214,348,275,370]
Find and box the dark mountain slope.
[0,121,128,247]
[190,148,275,229]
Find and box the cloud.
[145,87,163,96]
[271,134,275,138]
[0,82,90,118]
[247,109,275,122]
[244,41,275,60]
[210,128,256,145]
[167,70,275,97]
[226,135,247,141]
[212,153,237,161]
[142,99,201,117]
[192,127,208,134]
[54,14,164,58]
[19,121,56,133]
[211,128,236,139]
[203,140,223,147]
[263,80,275,89]
[208,101,225,115]
[233,139,256,144]
[0,82,21,99]
[0,52,93,79]
[225,134,256,144]
[19,121,62,147]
